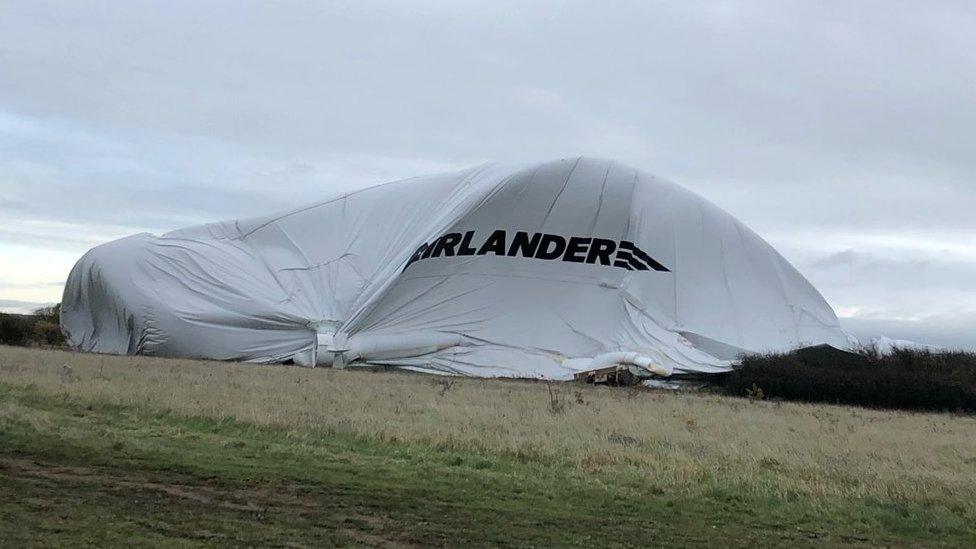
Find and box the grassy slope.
[2,347,975,547]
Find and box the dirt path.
[1,457,417,548]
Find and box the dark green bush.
[33,320,64,345]
[0,313,31,345]
[720,344,976,413]
[0,304,65,347]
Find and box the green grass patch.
[1,383,974,547]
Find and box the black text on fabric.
[404,230,670,273]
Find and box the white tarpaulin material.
[61,158,850,378]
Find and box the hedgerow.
[720,345,976,413]
[0,305,65,347]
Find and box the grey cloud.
[0,299,55,315]
[0,279,64,290]
[800,247,976,291]
[810,250,860,269]
[789,245,976,343]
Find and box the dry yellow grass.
[2,345,975,511]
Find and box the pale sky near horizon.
[1,1,975,349]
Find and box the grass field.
[2,346,975,547]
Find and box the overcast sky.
[1,1,974,349]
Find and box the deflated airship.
[61,158,849,378]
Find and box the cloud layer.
[2,1,974,347]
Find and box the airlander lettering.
[404,230,670,273]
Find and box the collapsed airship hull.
[61,158,849,378]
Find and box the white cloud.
[0,244,77,303]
